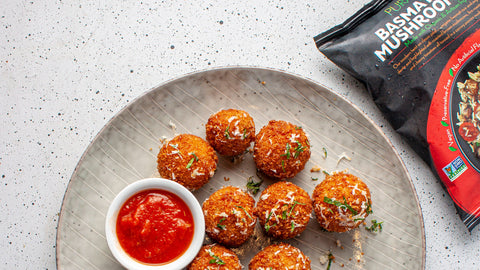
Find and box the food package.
[314,0,480,231]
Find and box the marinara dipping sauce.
[116,189,194,264]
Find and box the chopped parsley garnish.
[242,128,248,139]
[322,170,330,176]
[207,250,225,265]
[322,147,327,158]
[293,141,306,158]
[365,219,383,232]
[290,220,296,232]
[288,200,305,217]
[265,222,276,232]
[281,160,285,172]
[246,176,262,195]
[235,205,253,220]
[170,144,178,149]
[217,217,226,230]
[295,126,302,130]
[323,196,358,215]
[280,143,291,159]
[326,252,334,270]
[365,201,373,215]
[186,158,195,168]
[224,126,231,139]
[264,211,276,232]
[311,177,319,181]
[186,152,198,169]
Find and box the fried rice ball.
[313,172,372,232]
[253,120,311,179]
[188,244,242,270]
[255,181,312,239]
[248,243,311,270]
[206,109,255,156]
[157,134,218,191]
[203,186,257,247]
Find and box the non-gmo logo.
[442,156,467,182]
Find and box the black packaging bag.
[314,0,480,231]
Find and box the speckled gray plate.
[56,67,425,270]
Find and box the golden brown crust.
[203,186,257,247]
[206,109,255,156]
[188,244,242,270]
[312,172,372,232]
[253,120,310,179]
[248,243,311,270]
[255,181,312,239]
[157,134,218,190]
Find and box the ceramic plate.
[56,67,425,269]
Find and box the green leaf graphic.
[448,146,457,152]
[449,68,454,77]
[441,121,449,127]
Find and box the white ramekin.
[105,178,205,270]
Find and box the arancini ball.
[206,109,255,156]
[248,243,311,270]
[157,134,218,191]
[253,120,311,179]
[313,172,372,232]
[188,244,242,270]
[255,181,312,239]
[203,186,257,247]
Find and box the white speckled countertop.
[1,0,479,269]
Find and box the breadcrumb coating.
[255,181,312,239]
[253,120,311,179]
[157,134,218,190]
[313,172,372,232]
[248,243,311,270]
[203,186,257,247]
[188,244,242,270]
[206,109,255,156]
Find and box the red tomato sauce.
[459,122,480,142]
[116,189,194,264]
